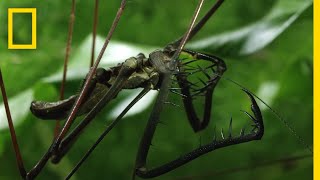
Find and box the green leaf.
[0,89,33,130]
[188,0,312,56]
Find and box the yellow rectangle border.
[315,0,318,180]
[8,8,37,49]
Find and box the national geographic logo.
[8,8,37,49]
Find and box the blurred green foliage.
[0,0,312,180]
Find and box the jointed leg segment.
[177,49,227,132]
[134,90,264,178]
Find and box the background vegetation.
[0,0,313,179]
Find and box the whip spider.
[0,0,312,179]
